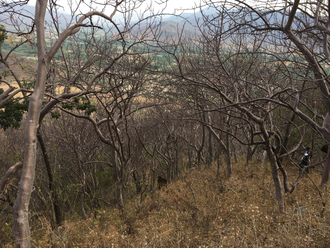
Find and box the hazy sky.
[150,0,203,13]
[27,0,203,14]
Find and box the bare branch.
[0,162,23,196]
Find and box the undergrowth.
[3,160,330,247]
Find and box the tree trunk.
[216,145,221,177]
[196,124,206,167]
[187,148,192,170]
[175,142,179,176]
[80,191,87,219]
[279,114,296,163]
[13,1,48,246]
[245,145,250,173]
[207,128,213,166]
[132,171,142,194]
[197,148,202,167]
[116,166,125,212]
[225,133,232,176]
[150,167,156,198]
[321,146,330,187]
[37,131,63,228]
[167,161,171,183]
[110,145,123,210]
[266,146,284,213]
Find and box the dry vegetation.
[3,159,330,247]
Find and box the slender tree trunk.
[80,171,87,219]
[208,129,213,166]
[110,145,117,185]
[225,133,232,176]
[175,143,179,176]
[245,145,257,172]
[197,125,206,167]
[37,131,63,227]
[279,114,296,163]
[109,145,123,210]
[216,145,221,177]
[80,191,87,219]
[245,145,250,173]
[197,148,202,167]
[150,168,156,198]
[116,165,125,211]
[206,110,213,167]
[187,148,192,170]
[132,171,142,194]
[266,146,284,213]
[118,181,124,210]
[321,146,330,187]
[13,58,45,247]
[73,148,88,219]
[167,161,171,183]
[114,168,123,210]
[13,1,48,246]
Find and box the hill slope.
[7,160,327,248]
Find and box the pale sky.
[150,0,204,13]
[27,0,203,15]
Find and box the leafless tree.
[0,0,168,246]
[199,0,330,185]
[157,4,313,212]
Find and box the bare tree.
[198,0,330,186]
[157,5,314,212]
[0,0,168,246]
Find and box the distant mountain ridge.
[1,4,215,36]
[2,4,82,31]
[2,4,301,43]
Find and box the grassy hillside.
[3,160,330,247]
[0,52,37,84]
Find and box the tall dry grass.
[3,159,330,247]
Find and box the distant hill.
[157,20,198,39]
[1,4,219,38]
[157,6,221,38]
[2,4,77,31]
[163,6,219,23]
[0,53,37,83]
[2,4,302,38]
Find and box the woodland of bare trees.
[1,0,330,247]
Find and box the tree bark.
[207,128,213,166]
[166,161,172,183]
[12,1,48,246]
[321,146,330,187]
[37,131,63,228]
[225,133,232,176]
[110,145,124,210]
[266,146,284,213]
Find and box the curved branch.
[285,0,300,31]
[0,162,23,196]
[0,88,32,108]
[39,91,90,122]
[47,10,124,62]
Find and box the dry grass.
[4,160,330,247]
